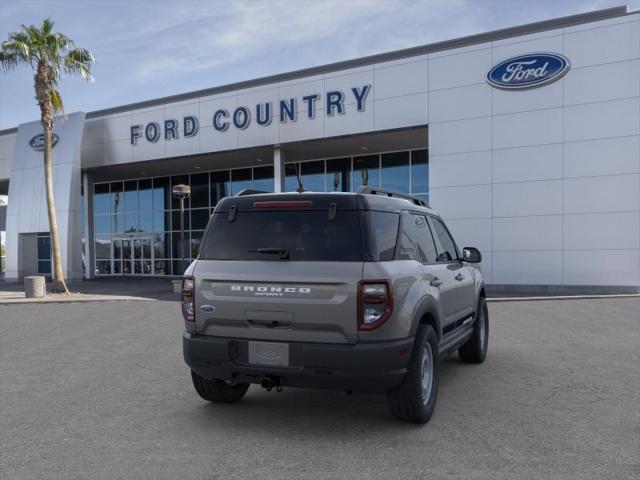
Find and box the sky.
[0,0,637,130]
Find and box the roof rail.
[234,189,269,197]
[357,186,429,207]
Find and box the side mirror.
[462,247,482,263]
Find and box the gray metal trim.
[0,5,631,136]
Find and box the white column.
[82,172,94,279]
[273,146,285,193]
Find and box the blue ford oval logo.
[487,53,570,90]
[29,133,59,151]
[200,304,216,313]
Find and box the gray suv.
[182,187,488,423]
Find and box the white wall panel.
[492,34,563,62]
[493,143,563,183]
[429,116,491,155]
[564,98,640,143]
[564,174,640,214]
[103,139,133,165]
[493,180,563,217]
[563,250,640,286]
[374,60,427,100]
[564,60,640,106]
[478,251,493,284]
[428,48,492,91]
[429,83,491,123]
[493,251,563,284]
[564,212,640,250]
[493,215,563,251]
[430,184,492,219]
[564,20,640,68]
[279,113,325,144]
[493,108,563,149]
[324,68,374,106]
[325,102,374,138]
[164,102,202,158]
[444,217,492,252]
[199,124,238,153]
[373,93,428,131]
[564,135,640,178]
[102,113,133,144]
[429,150,492,188]
[493,80,563,115]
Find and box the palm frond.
[64,47,94,81]
[50,88,64,114]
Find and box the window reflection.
[326,158,350,192]
[353,155,380,191]
[411,149,428,194]
[381,151,410,193]
[301,161,325,192]
[231,168,252,195]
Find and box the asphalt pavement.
[1,297,638,480]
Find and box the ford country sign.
[487,53,570,90]
[29,133,59,151]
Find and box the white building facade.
[0,6,638,292]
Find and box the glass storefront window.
[139,178,153,212]
[381,151,410,193]
[190,231,203,257]
[171,210,190,232]
[231,168,252,195]
[153,177,170,211]
[211,171,230,206]
[253,166,274,192]
[91,149,427,275]
[171,175,190,209]
[95,236,111,259]
[301,161,325,192]
[94,184,110,215]
[153,211,169,232]
[326,158,350,192]
[353,154,380,191]
[190,173,209,208]
[411,149,428,194]
[190,208,210,230]
[124,180,138,213]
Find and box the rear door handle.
[455,273,465,281]
[430,276,443,287]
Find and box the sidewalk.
[0,277,179,304]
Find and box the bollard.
[24,276,46,298]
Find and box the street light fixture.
[172,184,191,274]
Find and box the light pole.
[172,184,191,274]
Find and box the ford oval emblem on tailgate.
[200,304,216,312]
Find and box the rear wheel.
[459,297,489,363]
[387,324,439,424]
[191,371,250,403]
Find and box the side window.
[366,211,400,261]
[430,217,459,262]
[413,215,438,263]
[395,213,438,263]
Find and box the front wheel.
[387,324,439,424]
[191,371,250,403]
[458,297,489,363]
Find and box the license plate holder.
[248,341,289,367]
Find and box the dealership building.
[0,6,638,292]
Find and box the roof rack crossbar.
[357,186,429,207]
[235,189,269,197]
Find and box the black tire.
[191,371,250,403]
[387,324,439,424]
[459,296,489,364]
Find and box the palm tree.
[0,19,94,293]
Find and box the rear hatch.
[193,194,363,344]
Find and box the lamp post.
[172,184,191,274]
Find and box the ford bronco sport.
[182,187,488,423]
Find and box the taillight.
[181,276,195,321]
[358,280,393,331]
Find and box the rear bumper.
[183,333,414,393]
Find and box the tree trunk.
[43,123,69,293]
[35,63,69,294]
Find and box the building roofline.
[0,5,632,136]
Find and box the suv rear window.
[200,210,364,262]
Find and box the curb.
[487,293,640,303]
[0,295,158,305]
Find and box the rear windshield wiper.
[249,247,290,260]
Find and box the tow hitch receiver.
[260,376,283,392]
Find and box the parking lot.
[1,297,638,480]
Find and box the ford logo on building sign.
[487,53,570,90]
[29,133,59,151]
